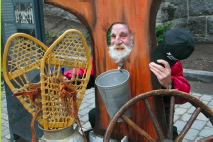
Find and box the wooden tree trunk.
[44,0,163,141]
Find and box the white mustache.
[109,44,132,63]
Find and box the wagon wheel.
[104,89,213,141]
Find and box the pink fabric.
[64,68,85,78]
[64,58,94,78]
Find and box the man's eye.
[120,34,127,38]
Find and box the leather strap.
[76,117,88,142]
[59,82,87,141]
[12,83,41,106]
[59,82,77,117]
[14,82,87,141]
[31,109,42,142]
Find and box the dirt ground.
[182,44,213,72]
[44,15,213,72]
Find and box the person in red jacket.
[150,28,194,102]
[150,28,195,139]
[149,60,190,106]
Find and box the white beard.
[109,44,132,63]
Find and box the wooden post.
[44,0,164,141]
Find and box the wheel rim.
[104,89,213,141]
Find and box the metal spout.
[118,62,124,70]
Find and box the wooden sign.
[2,0,45,45]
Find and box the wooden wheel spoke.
[104,90,213,141]
[168,96,175,139]
[144,99,165,140]
[176,107,202,141]
[121,115,154,141]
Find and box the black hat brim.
[151,43,177,67]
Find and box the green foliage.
[156,22,173,43]
[45,31,62,40]
[45,31,63,46]
[107,28,111,45]
[85,31,91,41]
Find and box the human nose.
[114,37,122,45]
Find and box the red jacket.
[164,61,190,106]
[171,61,190,93]
[64,58,94,78]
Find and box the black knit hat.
[152,28,195,67]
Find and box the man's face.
[108,24,133,63]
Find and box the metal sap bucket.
[95,69,131,122]
[39,124,84,141]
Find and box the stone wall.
[157,0,213,43]
[44,2,213,43]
